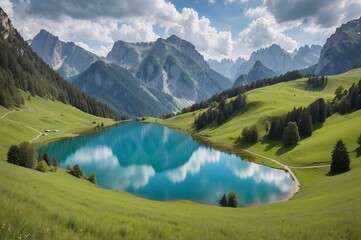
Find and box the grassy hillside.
[154,68,361,169]
[0,92,117,160]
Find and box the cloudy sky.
[1,0,360,60]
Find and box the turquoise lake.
[37,122,294,206]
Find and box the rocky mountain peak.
[0,7,15,39]
[315,17,361,75]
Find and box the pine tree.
[330,140,350,174]
[219,193,227,207]
[217,110,226,125]
[299,110,313,137]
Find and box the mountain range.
[30,30,232,117]
[207,57,246,80]
[28,16,361,117]
[208,44,322,81]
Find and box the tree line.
[331,80,361,115]
[7,142,96,184]
[269,98,329,141]
[0,24,123,120]
[194,94,246,130]
[307,76,328,88]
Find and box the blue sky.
[1,0,360,60]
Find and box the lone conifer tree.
[330,140,350,174]
[219,194,227,207]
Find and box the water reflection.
[37,122,294,205]
[166,147,220,183]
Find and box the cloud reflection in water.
[166,147,220,183]
[65,146,155,190]
[226,160,293,193]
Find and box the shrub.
[87,171,96,184]
[227,192,239,208]
[36,160,49,172]
[66,164,71,171]
[70,164,84,178]
[7,145,21,165]
[43,153,51,166]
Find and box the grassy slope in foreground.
[0,155,360,239]
[0,92,117,160]
[156,68,361,168]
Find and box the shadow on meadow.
[275,144,297,156]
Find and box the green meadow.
[0,92,117,160]
[0,70,361,239]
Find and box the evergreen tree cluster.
[241,124,259,143]
[7,143,60,172]
[219,192,239,208]
[331,80,361,115]
[307,76,328,88]
[0,23,121,120]
[194,94,246,129]
[269,98,329,141]
[7,142,37,168]
[181,70,304,114]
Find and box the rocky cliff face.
[293,45,322,69]
[315,17,361,75]
[106,40,152,69]
[30,29,99,79]
[0,8,15,39]
[207,57,247,80]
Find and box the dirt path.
[241,149,300,199]
[240,149,330,200]
[1,110,16,119]
[0,109,42,143]
[28,126,42,143]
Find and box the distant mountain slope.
[73,61,176,117]
[315,17,361,75]
[233,44,321,78]
[0,7,119,119]
[106,34,232,110]
[233,60,276,87]
[293,45,322,69]
[30,29,99,79]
